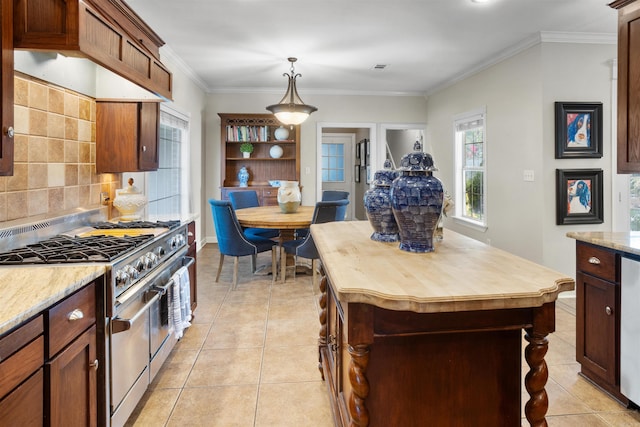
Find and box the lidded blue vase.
[364,159,400,242]
[238,166,249,187]
[390,141,443,253]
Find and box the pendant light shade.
[266,58,317,125]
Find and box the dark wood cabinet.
[187,220,197,313]
[611,0,640,173]
[219,113,300,206]
[575,241,627,403]
[47,326,97,427]
[96,100,160,173]
[0,315,44,426]
[13,0,172,99]
[0,0,14,176]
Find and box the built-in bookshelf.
[219,113,300,206]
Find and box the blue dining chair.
[281,199,349,284]
[209,199,277,289]
[228,191,279,240]
[296,191,349,238]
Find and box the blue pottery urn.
[238,166,249,187]
[390,141,444,253]
[364,160,400,242]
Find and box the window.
[322,143,345,182]
[454,109,487,229]
[146,106,190,219]
[631,175,640,230]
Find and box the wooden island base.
[311,221,574,427]
[319,277,554,427]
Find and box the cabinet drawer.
[0,315,43,362]
[48,283,96,357]
[577,242,618,283]
[0,335,44,398]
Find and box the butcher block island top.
[311,221,575,427]
[311,221,574,312]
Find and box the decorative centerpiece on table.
[364,159,400,242]
[277,181,301,213]
[113,178,147,220]
[390,140,444,253]
[240,142,254,158]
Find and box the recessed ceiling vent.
[373,64,387,70]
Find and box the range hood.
[13,0,172,100]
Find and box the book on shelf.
[226,125,270,142]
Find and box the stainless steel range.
[0,211,193,427]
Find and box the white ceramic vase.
[274,126,289,141]
[113,178,147,220]
[277,181,301,213]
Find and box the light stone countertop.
[312,221,574,313]
[0,265,107,335]
[566,231,640,257]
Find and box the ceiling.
[125,0,618,97]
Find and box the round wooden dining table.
[234,205,314,242]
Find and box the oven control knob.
[146,252,159,267]
[124,265,139,280]
[155,246,166,258]
[115,270,130,287]
[135,258,145,272]
[142,254,154,269]
[171,234,185,249]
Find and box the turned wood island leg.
[524,302,555,427]
[348,344,370,427]
[318,274,328,380]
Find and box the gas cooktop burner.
[91,220,181,230]
[0,234,155,264]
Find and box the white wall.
[426,41,616,278]
[204,93,428,241]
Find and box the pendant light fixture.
[266,57,317,125]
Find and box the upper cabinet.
[13,0,172,99]
[0,0,14,176]
[96,100,160,173]
[612,0,640,173]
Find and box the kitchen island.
[311,221,574,427]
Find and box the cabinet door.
[617,2,640,173]
[0,0,14,176]
[576,272,618,385]
[138,102,160,171]
[0,369,43,425]
[47,325,97,427]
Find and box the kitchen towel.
[171,266,192,339]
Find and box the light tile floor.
[125,244,640,426]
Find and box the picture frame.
[556,168,603,225]
[354,165,360,183]
[554,102,603,159]
[366,165,371,184]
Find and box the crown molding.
[160,45,209,92]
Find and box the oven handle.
[111,291,161,334]
[152,279,174,296]
[183,256,195,269]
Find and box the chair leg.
[291,255,297,281]
[271,246,277,284]
[233,256,239,290]
[250,254,257,273]
[215,254,225,282]
[280,246,286,283]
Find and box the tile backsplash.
[0,72,122,223]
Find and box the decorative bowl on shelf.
[268,180,281,187]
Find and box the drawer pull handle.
[605,306,613,316]
[89,359,99,371]
[68,309,84,321]
[588,257,601,265]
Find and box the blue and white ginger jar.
[238,166,249,187]
[390,142,443,253]
[364,160,400,242]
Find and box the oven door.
[109,284,160,427]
